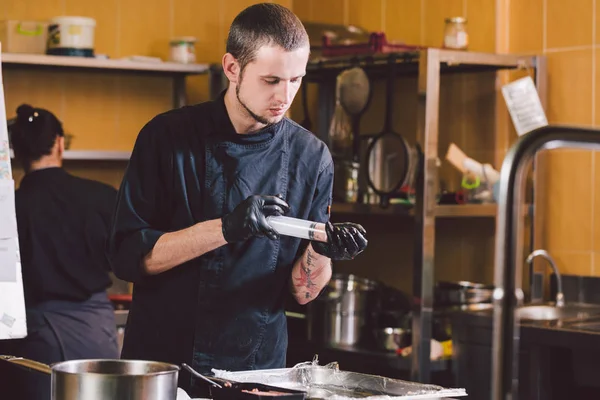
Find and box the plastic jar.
[47,16,96,57]
[169,37,197,64]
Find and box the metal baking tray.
[212,361,467,399]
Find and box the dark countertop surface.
[452,302,600,350]
[451,302,600,399]
[521,319,600,349]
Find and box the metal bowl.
[373,327,411,352]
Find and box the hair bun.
[16,104,35,119]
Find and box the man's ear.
[222,53,241,84]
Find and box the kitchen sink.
[516,303,600,321]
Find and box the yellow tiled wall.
[503,0,600,277]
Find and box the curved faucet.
[492,125,600,400]
[525,249,564,307]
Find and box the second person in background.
[0,104,119,400]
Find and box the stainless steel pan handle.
[0,355,53,374]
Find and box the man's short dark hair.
[226,3,309,72]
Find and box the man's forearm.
[142,218,227,275]
[290,243,332,305]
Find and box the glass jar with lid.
[443,17,469,50]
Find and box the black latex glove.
[221,195,289,242]
[311,222,368,260]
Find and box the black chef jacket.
[108,92,333,393]
[15,167,116,305]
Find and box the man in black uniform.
[108,3,367,395]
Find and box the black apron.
[189,126,291,391]
[0,292,119,400]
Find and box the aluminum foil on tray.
[212,359,467,399]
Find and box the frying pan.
[365,54,415,207]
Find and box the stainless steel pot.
[434,280,494,306]
[307,273,378,347]
[0,355,179,400]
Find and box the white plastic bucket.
[47,16,96,57]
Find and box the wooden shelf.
[1,53,209,75]
[10,150,131,161]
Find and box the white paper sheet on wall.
[0,43,27,340]
[0,238,16,282]
[0,180,17,239]
[501,76,549,136]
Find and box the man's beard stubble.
[235,84,271,126]
[235,76,273,127]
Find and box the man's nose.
[276,81,293,104]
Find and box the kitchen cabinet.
[300,48,547,384]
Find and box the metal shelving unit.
[305,48,547,383]
[1,52,213,161]
[412,49,545,383]
[1,52,210,109]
